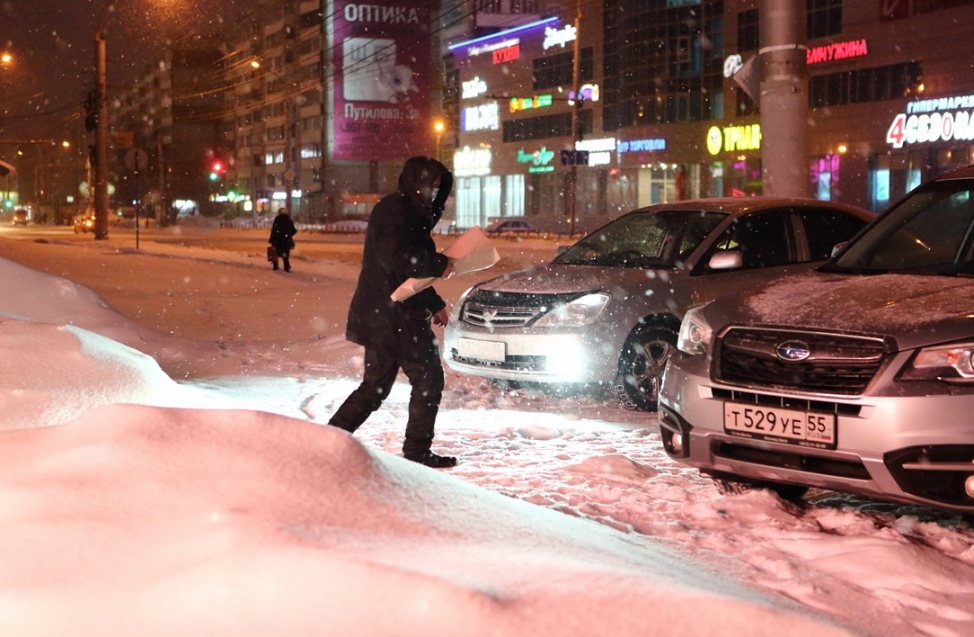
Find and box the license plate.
[457,337,506,362]
[723,402,836,450]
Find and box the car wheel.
[612,324,677,411]
[713,477,810,502]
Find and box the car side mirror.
[708,250,743,270]
[831,241,848,257]
[555,244,571,256]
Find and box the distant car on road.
[445,197,873,411]
[11,208,29,226]
[659,165,974,513]
[73,213,95,233]
[485,219,534,235]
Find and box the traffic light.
[209,159,225,182]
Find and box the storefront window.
[637,167,677,207]
[869,153,895,213]
[485,175,502,219]
[456,177,483,228]
[811,154,841,201]
[458,175,521,228]
[504,174,525,216]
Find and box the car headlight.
[902,342,974,381]
[677,306,712,356]
[533,293,609,327]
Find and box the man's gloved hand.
[432,308,449,327]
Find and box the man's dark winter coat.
[345,157,452,350]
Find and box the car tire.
[713,477,810,502]
[612,324,677,411]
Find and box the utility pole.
[93,31,110,239]
[284,96,293,217]
[567,0,582,236]
[759,0,808,197]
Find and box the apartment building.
[110,47,223,222]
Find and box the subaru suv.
[659,165,974,512]
[444,198,871,410]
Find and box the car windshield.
[828,178,974,275]
[553,209,727,268]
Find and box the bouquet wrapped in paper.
[391,226,500,302]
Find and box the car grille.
[711,388,862,417]
[715,327,889,395]
[449,350,545,372]
[460,289,583,329]
[461,304,540,328]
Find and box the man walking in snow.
[328,156,457,468]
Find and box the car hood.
[475,263,680,297]
[721,271,974,349]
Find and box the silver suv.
[660,165,974,512]
[444,198,872,410]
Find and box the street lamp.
[433,120,445,162]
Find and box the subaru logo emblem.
[776,341,811,362]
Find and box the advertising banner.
[332,1,432,161]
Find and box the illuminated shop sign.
[510,94,553,113]
[568,84,600,105]
[577,137,616,167]
[493,44,520,64]
[543,25,576,50]
[466,38,518,58]
[886,93,974,149]
[449,17,558,53]
[462,102,499,131]
[706,124,761,155]
[806,39,868,65]
[516,146,555,173]
[723,54,744,78]
[343,4,420,23]
[618,138,666,153]
[462,77,488,99]
[454,145,492,177]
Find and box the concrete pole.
[567,0,581,236]
[759,0,808,197]
[94,31,110,238]
[284,96,293,217]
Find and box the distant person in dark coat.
[328,156,457,468]
[268,208,298,272]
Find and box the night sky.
[0,0,260,137]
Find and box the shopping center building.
[448,0,974,232]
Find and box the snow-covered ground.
[1,226,973,637]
